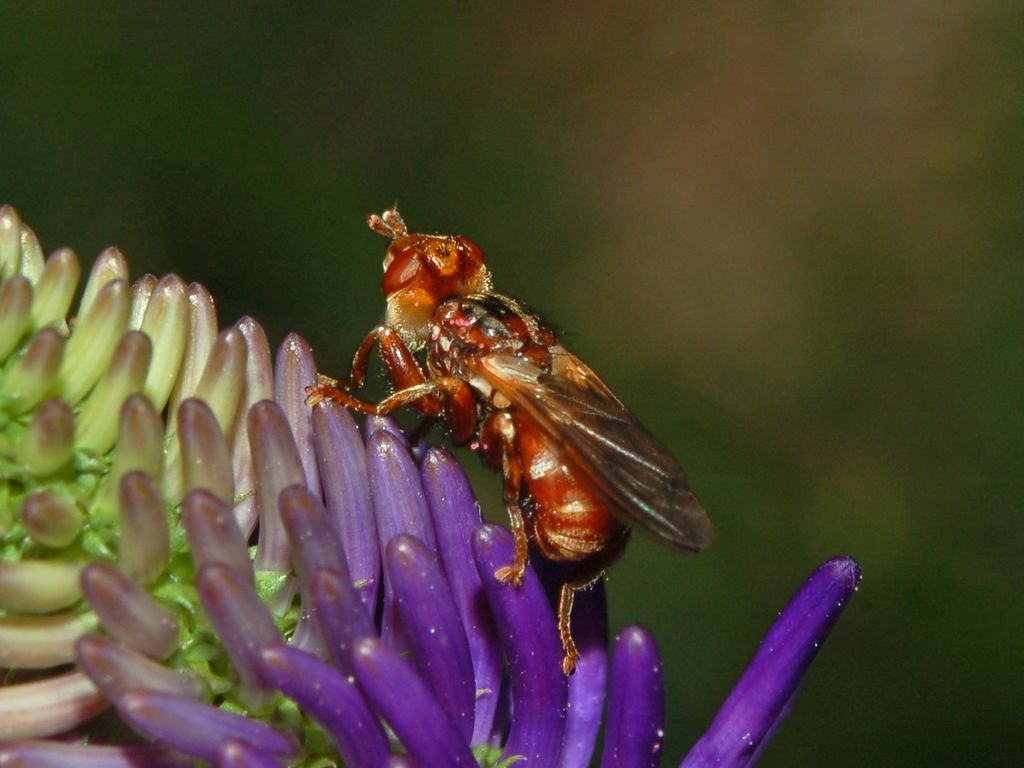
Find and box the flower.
[0,204,860,767]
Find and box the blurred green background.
[2,3,1021,764]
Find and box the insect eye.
[455,237,483,263]
[381,240,406,273]
[381,246,423,295]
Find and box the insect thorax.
[428,295,549,404]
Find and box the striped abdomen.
[512,412,625,563]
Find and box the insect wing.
[479,351,713,554]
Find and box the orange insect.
[308,208,713,673]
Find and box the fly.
[308,208,713,673]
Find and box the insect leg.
[374,377,476,444]
[486,413,530,588]
[310,329,476,442]
[556,527,631,675]
[306,325,443,416]
[325,325,428,393]
[374,330,476,441]
[308,376,477,452]
[402,383,476,446]
[373,378,471,416]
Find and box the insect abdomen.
[514,414,624,562]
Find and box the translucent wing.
[478,349,713,554]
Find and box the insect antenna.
[366,206,408,239]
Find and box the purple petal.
[420,447,502,744]
[288,606,327,657]
[279,485,350,589]
[559,581,609,768]
[76,634,204,701]
[386,534,475,742]
[236,318,274,401]
[248,400,306,571]
[351,636,476,767]
[258,644,391,768]
[117,470,170,585]
[599,626,664,768]
[116,691,298,763]
[79,563,178,660]
[309,567,376,675]
[366,430,437,647]
[177,397,234,505]
[181,489,254,582]
[681,556,861,768]
[0,741,191,768]
[364,414,407,445]
[231,317,274,537]
[472,525,568,765]
[312,400,379,612]
[216,739,284,768]
[367,431,436,552]
[196,563,281,704]
[745,687,798,766]
[278,484,350,657]
[274,333,321,496]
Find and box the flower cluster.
[0,204,860,767]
